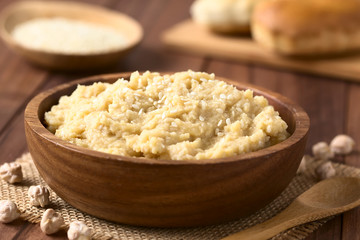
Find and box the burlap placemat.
[1,153,359,240]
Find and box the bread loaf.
[191,0,264,34]
[252,0,360,55]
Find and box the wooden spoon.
[222,177,360,240]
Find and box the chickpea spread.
[45,71,289,160]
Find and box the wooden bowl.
[0,1,143,70]
[24,73,309,227]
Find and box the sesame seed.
[201,100,207,108]
[12,18,128,55]
[148,98,154,102]
[139,108,143,115]
[226,118,231,125]
[267,125,272,132]
[199,116,204,121]
[162,112,166,119]
[217,119,222,126]
[132,104,139,110]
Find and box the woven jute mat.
[1,153,360,240]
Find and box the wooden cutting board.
[162,20,360,83]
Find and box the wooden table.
[0,0,359,239]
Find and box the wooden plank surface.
[0,0,359,239]
[342,83,360,240]
[162,20,360,83]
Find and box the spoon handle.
[221,202,316,240]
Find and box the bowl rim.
[25,72,310,165]
[0,0,144,57]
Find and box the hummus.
[45,71,289,160]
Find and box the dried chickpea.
[67,221,91,240]
[297,155,309,174]
[315,161,336,180]
[0,200,21,223]
[312,142,334,160]
[0,162,23,183]
[330,134,355,155]
[40,208,64,235]
[28,185,50,207]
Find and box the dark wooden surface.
[0,0,359,239]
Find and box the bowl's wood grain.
[24,73,309,227]
[0,1,143,70]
